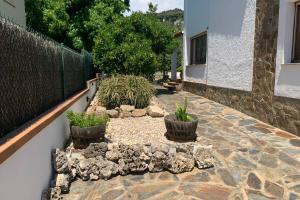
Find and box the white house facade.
[275,0,300,99]
[184,0,256,91]
[0,0,26,26]
[183,0,300,136]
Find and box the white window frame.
[189,31,207,65]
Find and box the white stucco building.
[183,0,300,135]
[0,0,26,26]
[183,0,300,99]
[183,0,256,92]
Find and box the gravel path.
[106,116,176,145]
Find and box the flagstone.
[258,153,278,168]
[182,171,210,182]
[264,180,284,198]
[247,172,262,189]
[61,88,300,200]
[179,183,232,200]
[290,139,300,147]
[289,193,300,200]
[217,168,237,187]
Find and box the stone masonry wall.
[183,0,300,136]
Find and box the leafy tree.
[147,3,158,14]
[25,0,129,50]
[93,10,178,78]
[26,0,179,78]
[156,8,183,32]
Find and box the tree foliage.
[25,0,129,50]
[93,10,178,78]
[156,8,184,31]
[25,0,179,77]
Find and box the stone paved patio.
[62,89,300,200]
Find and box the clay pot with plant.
[164,97,198,141]
[67,111,109,149]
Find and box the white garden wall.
[184,0,256,91]
[275,0,300,99]
[0,79,98,200]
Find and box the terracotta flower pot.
[70,125,106,149]
[164,114,198,142]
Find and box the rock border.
[43,142,214,200]
[86,97,167,119]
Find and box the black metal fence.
[0,17,95,138]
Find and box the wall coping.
[0,77,99,165]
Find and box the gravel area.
[106,116,175,145]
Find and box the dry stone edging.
[132,109,147,117]
[147,105,165,117]
[44,142,215,199]
[105,109,119,118]
[85,96,166,119]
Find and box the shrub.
[67,111,109,128]
[99,75,155,109]
[175,97,192,122]
[93,12,178,78]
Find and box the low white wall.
[275,0,300,99]
[0,80,99,200]
[183,0,256,91]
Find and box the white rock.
[150,97,164,109]
[119,111,131,118]
[166,152,195,174]
[147,106,164,117]
[106,110,119,118]
[193,144,214,169]
[41,187,62,200]
[95,106,107,116]
[120,105,135,112]
[86,106,96,115]
[132,109,147,117]
[90,97,100,106]
[55,174,70,193]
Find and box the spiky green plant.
[98,75,155,109]
[67,111,109,128]
[175,97,193,122]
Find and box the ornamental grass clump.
[175,97,192,122]
[99,75,154,109]
[67,111,109,128]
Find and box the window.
[293,1,300,62]
[190,32,207,65]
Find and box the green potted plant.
[67,111,109,149]
[164,97,198,141]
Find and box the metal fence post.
[60,43,66,100]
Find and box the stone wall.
[183,0,300,136]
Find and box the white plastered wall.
[184,0,256,92]
[275,0,300,99]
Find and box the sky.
[130,0,184,13]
